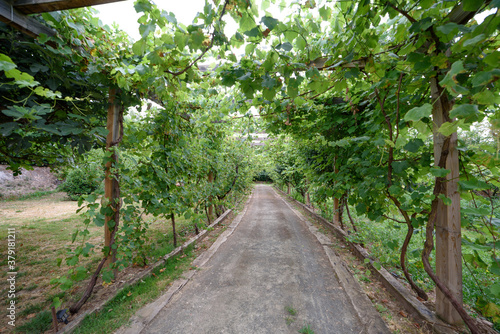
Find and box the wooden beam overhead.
[13,0,125,14]
[0,0,55,37]
[1,0,124,38]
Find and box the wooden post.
[305,179,311,206]
[51,306,58,333]
[104,88,121,268]
[208,170,214,218]
[171,212,177,247]
[431,77,463,325]
[333,197,340,224]
[333,156,340,225]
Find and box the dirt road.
[124,184,389,334]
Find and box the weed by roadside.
[286,305,297,316]
[298,323,315,334]
[284,305,298,325]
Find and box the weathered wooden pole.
[171,212,177,247]
[104,88,121,268]
[431,77,462,324]
[333,156,340,225]
[305,179,311,206]
[208,170,214,218]
[333,197,340,224]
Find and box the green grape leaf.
[404,103,432,122]
[472,69,500,87]
[430,167,451,177]
[439,61,468,95]
[404,138,424,152]
[459,179,491,191]
[261,16,279,30]
[449,104,479,121]
[437,121,460,136]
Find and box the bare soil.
[0,165,60,198]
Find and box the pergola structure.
[0,0,123,37]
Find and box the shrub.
[59,168,101,200]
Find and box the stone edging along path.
[59,206,238,334]
[274,187,459,334]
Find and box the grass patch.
[1,190,57,202]
[285,305,297,316]
[72,245,196,334]
[285,305,298,326]
[15,310,52,333]
[19,303,43,317]
[0,200,196,331]
[375,303,393,322]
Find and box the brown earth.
[0,165,60,198]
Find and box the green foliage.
[285,305,297,316]
[59,168,100,200]
[0,190,56,201]
[59,154,104,201]
[254,170,272,182]
[0,11,124,173]
[298,324,315,334]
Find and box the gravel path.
[135,184,386,334]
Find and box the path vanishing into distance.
[118,184,390,334]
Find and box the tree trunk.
[401,221,428,300]
[344,200,358,233]
[423,137,495,333]
[333,196,340,226]
[338,194,346,230]
[205,204,211,225]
